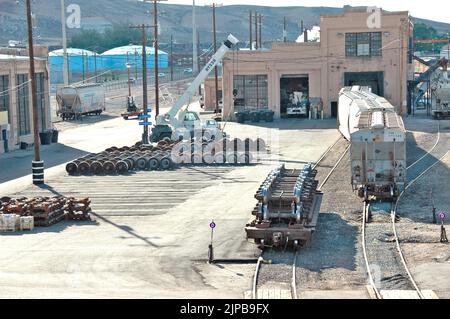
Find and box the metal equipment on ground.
[150,34,239,142]
[121,96,142,120]
[245,163,323,249]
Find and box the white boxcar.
[56,83,105,120]
[338,86,406,200]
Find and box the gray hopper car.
[338,86,406,200]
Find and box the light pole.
[26,0,43,185]
[61,0,69,86]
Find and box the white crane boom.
[155,34,239,128]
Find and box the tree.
[68,24,142,53]
[413,23,447,53]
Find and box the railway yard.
[1,108,450,299]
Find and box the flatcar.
[338,86,406,200]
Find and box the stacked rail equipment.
[0,196,92,227]
[245,163,323,249]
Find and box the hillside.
[0,1,448,47]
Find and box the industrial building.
[222,8,414,120]
[49,46,169,84]
[0,46,51,154]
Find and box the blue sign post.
[139,109,152,126]
[208,220,216,263]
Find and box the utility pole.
[259,14,262,49]
[134,49,138,81]
[254,11,258,50]
[153,0,160,117]
[126,52,132,97]
[60,0,68,86]
[197,30,201,95]
[130,24,152,144]
[283,16,287,42]
[141,0,167,117]
[82,53,85,82]
[26,0,43,185]
[94,52,98,83]
[212,3,219,113]
[170,34,173,82]
[249,10,252,50]
[192,0,198,74]
[85,53,90,82]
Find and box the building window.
[345,32,382,57]
[0,75,9,113]
[36,73,46,131]
[16,74,30,136]
[233,75,268,110]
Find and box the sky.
[165,0,449,24]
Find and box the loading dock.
[344,72,384,96]
[280,75,309,117]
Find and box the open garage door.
[344,72,384,96]
[280,74,309,117]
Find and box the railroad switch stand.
[441,223,448,243]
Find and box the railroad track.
[362,121,450,299]
[251,137,350,299]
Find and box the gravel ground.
[256,137,351,291]
[295,141,367,291]
[254,117,450,298]
[395,119,450,298]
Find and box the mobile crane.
[150,34,239,142]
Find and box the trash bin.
[235,112,246,123]
[250,111,260,123]
[51,129,59,143]
[264,110,274,122]
[39,131,53,145]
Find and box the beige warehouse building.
[221,8,414,120]
[0,46,51,154]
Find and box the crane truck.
[150,34,239,142]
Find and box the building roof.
[49,48,95,56]
[0,54,46,61]
[101,45,168,56]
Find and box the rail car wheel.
[148,158,160,170]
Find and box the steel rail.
[318,145,350,190]
[407,121,440,170]
[361,202,382,299]
[392,145,450,299]
[252,256,264,299]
